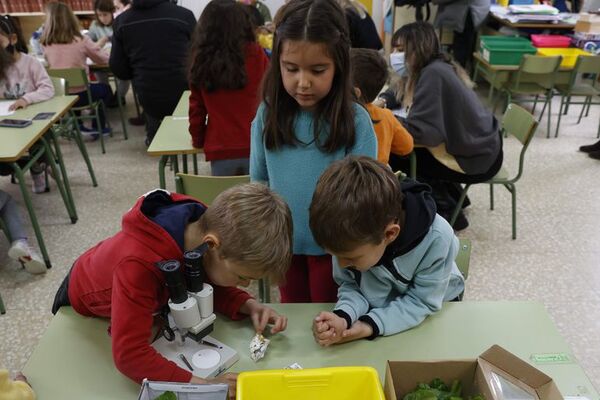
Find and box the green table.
[22,302,598,400]
[0,96,79,268]
[173,90,190,116]
[147,116,202,189]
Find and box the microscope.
[151,244,239,379]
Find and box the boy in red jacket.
[51,184,292,397]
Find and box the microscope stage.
[152,335,239,379]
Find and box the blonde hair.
[41,2,82,46]
[199,183,293,284]
[334,0,367,18]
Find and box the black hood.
[377,178,437,264]
[132,0,169,9]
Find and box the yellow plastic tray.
[537,48,592,68]
[236,366,385,400]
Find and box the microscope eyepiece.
[184,243,208,293]
[157,260,188,304]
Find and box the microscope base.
[152,335,239,379]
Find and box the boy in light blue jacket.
[309,156,464,345]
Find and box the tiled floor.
[0,93,599,393]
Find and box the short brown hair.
[310,156,404,253]
[94,0,116,23]
[199,183,293,284]
[351,48,388,103]
[41,2,82,46]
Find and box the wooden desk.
[489,11,576,30]
[146,116,203,189]
[0,96,79,268]
[23,302,598,400]
[173,90,190,116]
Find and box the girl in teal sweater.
[250,0,377,303]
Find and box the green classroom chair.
[449,104,539,240]
[49,77,98,187]
[47,68,125,154]
[455,238,471,301]
[455,238,471,280]
[174,173,272,303]
[554,55,600,138]
[497,54,561,138]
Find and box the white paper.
[0,101,15,116]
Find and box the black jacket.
[110,0,196,118]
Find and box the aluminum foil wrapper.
[250,334,270,362]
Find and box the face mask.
[390,51,407,77]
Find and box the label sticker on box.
[530,353,572,364]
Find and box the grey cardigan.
[401,60,500,175]
[433,0,490,32]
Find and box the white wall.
[177,0,286,21]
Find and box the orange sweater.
[366,103,414,164]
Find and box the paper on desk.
[0,100,15,116]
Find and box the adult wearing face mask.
[387,22,502,231]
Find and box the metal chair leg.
[0,291,5,314]
[117,92,129,140]
[555,96,565,138]
[489,183,495,210]
[40,137,78,224]
[68,118,98,186]
[449,184,471,227]
[577,97,590,124]
[532,95,539,114]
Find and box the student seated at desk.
[309,156,465,346]
[0,15,55,194]
[350,48,413,165]
[41,1,112,136]
[388,22,502,231]
[51,184,293,397]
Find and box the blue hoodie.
[332,180,465,339]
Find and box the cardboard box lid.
[478,345,563,400]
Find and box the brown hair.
[188,0,256,92]
[199,183,293,284]
[351,48,388,104]
[309,156,404,253]
[41,2,82,46]
[261,0,356,153]
[94,0,116,25]
[395,21,474,107]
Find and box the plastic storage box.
[236,367,385,400]
[531,34,571,48]
[537,47,592,68]
[479,36,537,65]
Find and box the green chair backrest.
[513,55,562,89]
[574,54,600,75]
[455,238,471,280]
[565,55,600,91]
[501,103,539,182]
[47,68,92,104]
[520,54,562,74]
[502,103,538,146]
[175,173,250,206]
[50,77,68,96]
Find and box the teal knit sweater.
[250,103,378,255]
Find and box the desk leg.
[41,136,78,224]
[172,156,180,174]
[10,163,51,269]
[159,156,168,189]
[193,154,198,175]
[182,154,188,174]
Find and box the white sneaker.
[8,239,46,274]
[31,170,48,194]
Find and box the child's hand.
[9,98,28,111]
[243,299,288,334]
[191,373,237,399]
[312,311,347,347]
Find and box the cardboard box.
[385,345,563,400]
[575,14,600,33]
